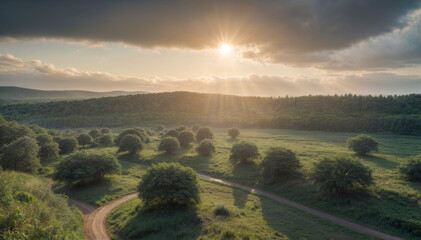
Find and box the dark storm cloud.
[0,0,419,67]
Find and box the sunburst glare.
[218,44,232,55]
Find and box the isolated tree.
[115,128,149,145]
[77,133,93,147]
[54,151,121,183]
[117,134,143,154]
[164,129,179,139]
[101,128,111,134]
[259,147,301,184]
[88,129,101,139]
[311,155,373,196]
[229,141,259,164]
[0,121,35,147]
[0,137,40,173]
[178,130,195,147]
[196,127,214,142]
[158,137,180,154]
[36,134,59,161]
[196,139,216,156]
[138,163,200,208]
[398,155,421,182]
[346,134,378,155]
[228,128,240,139]
[57,137,78,154]
[97,134,114,146]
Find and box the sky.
[0,0,421,97]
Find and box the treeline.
[0,92,420,135]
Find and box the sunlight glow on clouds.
[0,54,420,96]
[0,0,420,95]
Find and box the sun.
[218,44,232,55]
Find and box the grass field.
[107,179,379,240]
[52,128,421,239]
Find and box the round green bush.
[101,128,111,134]
[0,121,35,147]
[346,134,378,155]
[228,128,240,139]
[138,162,200,208]
[196,139,216,156]
[196,127,214,142]
[77,133,93,147]
[115,128,149,145]
[229,141,259,164]
[118,134,143,154]
[398,155,421,182]
[259,147,301,184]
[54,151,121,183]
[57,137,78,154]
[164,129,179,138]
[158,137,180,154]
[178,130,195,147]
[36,134,59,162]
[88,129,101,139]
[311,155,373,196]
[0,137,40,173]
[97,134,114,146]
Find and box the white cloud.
[0,54,420,96]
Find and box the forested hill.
[0,91,420,135]
[0,86,147,102]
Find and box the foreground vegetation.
[0,171,84,240]
[1,116,420,239]
[108,179,376,240]
[1,92,421,135]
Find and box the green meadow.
[51,128,421,239]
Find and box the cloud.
[320,9,421,70]
[0,54,420,96]
[0,0,419,69]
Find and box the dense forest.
[0,92,420,135]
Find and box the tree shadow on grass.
[118,152,153,165]
[359,154,400,170]
[120,206,202,240]
[257,195,373,240]
[54,177,124,205]
[179,154,212,173]
[226,138,240,144]
[231,161,259,208]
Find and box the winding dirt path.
[69,174,403,240]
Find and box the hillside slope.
[0,86,147,102]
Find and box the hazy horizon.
[1,0,421,97]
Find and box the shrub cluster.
[346,134,378,155]
[158,137,180,154]
[398,155,421,182]
[228,128,240,139]
[311,155,373,196]
[54,151,121,183]
[196,139,216,156]
[118,134,144,154]
[138,163,200,208]
[229,141,259,164]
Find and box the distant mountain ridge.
[0,86,147,101]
